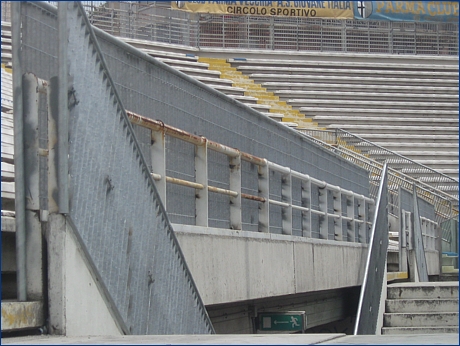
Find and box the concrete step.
[313,117,458,127]
[381,326,459,335]
[275,90,458,103]
[251,74,459,87]
[237,66,458,79]
[264,83,459,95]
[353,134,458,144]
[290,99,458,110]
[297,107,459,118]
[383,312,459,327]
[362,142,458,152]
[387,282,459,300]
[369,151,459,161]
[385,299,459,313]
[326,124,459,135]
[228,58,460,72]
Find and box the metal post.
[333,189,342,241]
[151,129,166,205]
[12,1,27,302]
[346,195,355,242]
[258,162,269,233]
[301,179,311,238]
[318,186,328,239]
[412,186,429,282]
[229,155,242,230]
[195,139,208,227]
[281,172,292,235]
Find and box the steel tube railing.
[128,111,374,243]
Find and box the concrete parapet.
[173,224,367,306]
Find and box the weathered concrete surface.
[387,281,459,299]
[173,224,368,306]
[383,312,459,327]
[385,298,459,313]
[46,214,122,336]
[1,301,43,331]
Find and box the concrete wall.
[173,224,368,306]
[46,214,123,336]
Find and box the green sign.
[258,311,306,332]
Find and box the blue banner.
[353,1,459,22]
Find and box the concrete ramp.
[63,2,213,334]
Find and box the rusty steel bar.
[128,111,266,167]
[166,176,204,190]
[241,193,265,203]
[152,173,238,197]
[208,186,238,198]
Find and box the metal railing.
[300,128,459,198]
[2,1,457,56]
[128,111,375,243]
[298,129,458,229]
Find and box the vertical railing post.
[151,128,166,205]
[346,194,355,242]
[357,197,367,243]
[229,154,242,230]
[318,185,328,240]
[22,73,44,300]
[195,138,208,227]
[301,178,311,238]
[333,189,342,241]
[258,161,269,233]
[281,171,292,235]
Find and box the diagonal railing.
[298,129,458,230]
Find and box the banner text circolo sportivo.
[171,1,354,19]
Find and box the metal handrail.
[128,110,374,242]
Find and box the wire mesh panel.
[241,160,260,232]
[19,1,214,335]
[3,1,459,55]
[207,149,231,229]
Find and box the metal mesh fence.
[81,2,459,56]
[299,128,458,234]
[3,1,457,55]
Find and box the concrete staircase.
[382,282,459,335]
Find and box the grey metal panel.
[354,163,389,335]
[62,2,213,334]
[412,186,429,282]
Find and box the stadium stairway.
[382,282,459,335]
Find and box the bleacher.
[227,57,459,181]
[1,21,11,68]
